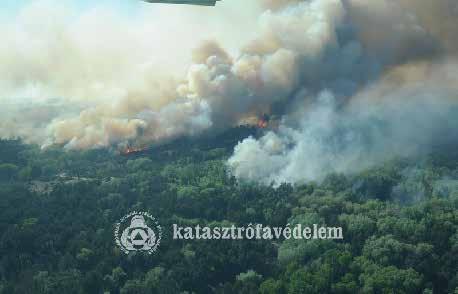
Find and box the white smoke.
[228,66,458,184]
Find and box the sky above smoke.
[1,0,457,184]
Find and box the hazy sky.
[1,0,139,16]
[0,0,261,73]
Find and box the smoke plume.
[226,0,458,184]
[1,0,457,184]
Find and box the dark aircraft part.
[141,0,221,6]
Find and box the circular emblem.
[114,211,162,255]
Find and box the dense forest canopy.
[0,127,456,294]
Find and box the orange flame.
[257,119,268,128]
[121,146,148,156]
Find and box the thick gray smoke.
[227,0,458,184]
[1,0,457,184]
[228,62,458,183]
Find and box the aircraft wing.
[141,0,221,6]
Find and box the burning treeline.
[120,146,150,156]
[1,0,458,183]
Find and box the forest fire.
[257,114,270,129]
[257,119,268,129]
[120,146,149,156]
